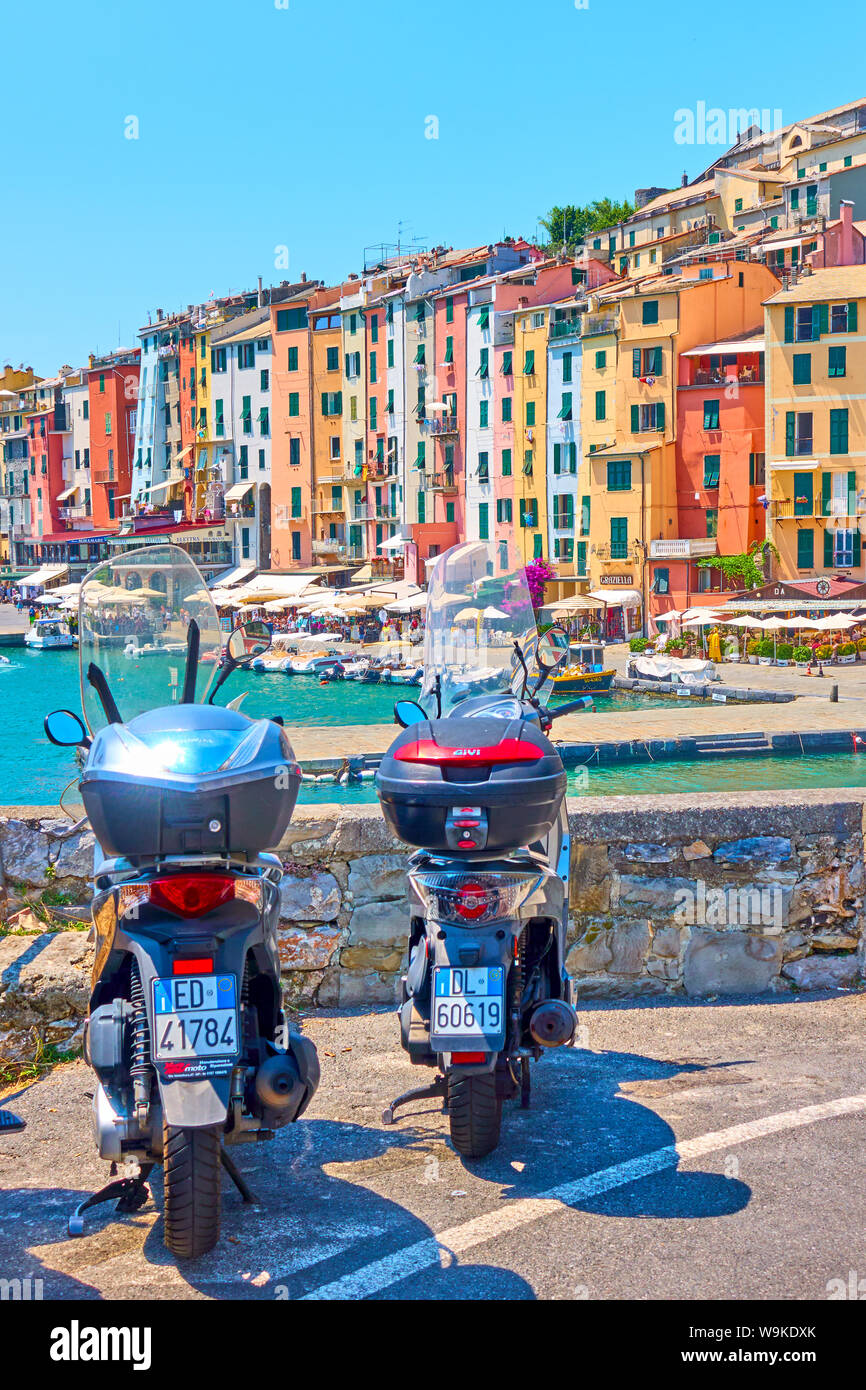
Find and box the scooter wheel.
[163,1123,221,1259]
[447,1071,501,1159]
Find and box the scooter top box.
[376,714,566,854]
[80,704,300,858]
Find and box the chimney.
[257,275,263,307]
[156,308,164,321]
[839,200,855,266]
[682,170,688,187]
[300,272,307,283]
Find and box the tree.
[538,197,637,252]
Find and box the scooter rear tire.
[447,1070,502,1158]
[163,1123,222,1258]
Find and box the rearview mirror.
[535,625,569,675]
[44,709,88,747]
[394,700,427,728]
[226,620,271,664]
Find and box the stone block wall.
[1,789,864,1062]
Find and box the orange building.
[269,284,319,568]
[87,350,140,530]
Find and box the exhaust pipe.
[255,1053,304,1115]
[530,999,577,1048]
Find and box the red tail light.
[149,875,235,918]
[452,1052,487,1064]
[454,881,493,921]
[394,738,542,766]
[172,957,215,974]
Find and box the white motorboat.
[287,653,343,675]
[25,619,76,651]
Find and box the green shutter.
[848,302,858,332]
[657,402,665,431]
[478,306,489,330]
[849,470,857,515]
[822,471,831,517]
[553,443,561,474]
[855,529,862,566]
[523,349,535,374]
[796,528,814,570]
[632,348,642,378]
[824,526,834,567]
[786,412,796,457]
[784,307,794,343]
[818,303,829,336]
[631,404,639,432]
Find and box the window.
[607,460,631,491]
[832,302,858,334]
[289,438,300,466]
[99,374,105,393]
[241,396,253,435]
[703,454,720,488]
[785,411,813,456]
[653,567,670,595]
[523,350,535,375]
[369,351,378,383]
[706,508,718,538]
[558,392,573,421]
[291,531,301,560]
[642,300,659,325]
[792,353,811,385]
[562,352,572,384]
[630,402,665,432]
[446,297,454,324]
[829,527,859,569]
[478,348,489,379]
[525,401,535,427]
[104,411,112,435]
[291,486,302,519]
[749,452,766,486]
[238,343,255,370]
[417,491,425,524]
[82,400,88,421]
[238,445,249,479]
[260,369,269,391]
[502,350,512,375]
[387,389,394,415]
[595,390,606,421]
[326,346,339,372]
[552,494,574,529]
[734,197,743,212]
[595,350,606,369]
[610,517,628,558]
[502,396,512,422]
[287,346,299,371]
[703,399,720,430]
[211,347,227,373]
[480,400,489,428]
[259,449,266,471]
[845,155,853,168]
[496,497,512,524]
[350,396,357,422]
[288,392,300,417]
[828,346,847,378]
[632,346,662,377]
[214,399,225,437]
[387,339,394,368]
[519,498,538,528]
[502,448,512,476]
[478,502,489,540]
[830,408,849,455]
[259,407,269,437]
[370,397,378,429]
[797,528,814,570]
[276,307,307,331]
[446,501,455,522]
[321,391,342,416]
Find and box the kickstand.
[520,1057,531,1109]
[68,1163,154,1237]
[0,1109,26,1133]
[382,1073,448,1126]
[220,1147,257,1204]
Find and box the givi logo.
[452,748,481,756]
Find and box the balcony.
[583,314,617,337]
[349,506,371,522]
[59,504,89,521]
[375,504,398,520]
[771,499,863,521]
[428,471,457,493]
[93,470,116,485]
[421,414,459,436]
[312,502,346,516]
[312,536,346,555]
[649,538,719,558]
[685,366,764,387]
[550,317,582,341]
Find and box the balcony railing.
[583,314,617,336]
[686,367,764,387]
[649,537,719,558]
[312,536,346,555]
[771,499,864,520]
[550,317,582,341]
[428,471,457,492]
[349,506,371,522]
[93,469,115,485]
[422,414,459,436]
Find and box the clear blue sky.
[2,0,865,371]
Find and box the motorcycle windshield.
[421,541,539,714]
[78,544,222,733]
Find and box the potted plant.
[775,641,794,667]
[857,637,866,661]
[757,638,775,665]
[816,643,833,662]
[629,636,651,652]
[838,641,857,664]
[746,637,760,665]
[665,636,686,655]
[793,644,812,668]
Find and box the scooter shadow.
[474,1047,752,1220]
[138,1119,537,1300]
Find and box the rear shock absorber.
[510,929,526,1050]
[129,961,152,1130]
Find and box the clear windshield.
[421,541,540,714]
[78,544,222,733]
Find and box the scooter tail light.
[411,870,542,927]
[147,874,235,918]
[452,1052,487,1064]
[172,957,214,975]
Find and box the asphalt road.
[2,993,866,1301]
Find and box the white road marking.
[301,1090,866,1300]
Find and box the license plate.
[151,974,239,1063]
[430,966,506,1050]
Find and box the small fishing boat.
[550,643,615,694]
[25,618,76,651]
[123,638,187,659]
[389,664,423,685]
[288,653,343,675]
[341,656,370,680]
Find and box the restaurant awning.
[56,485,79,502]
[209,564,255,590]
[588,587,642,607]
[224,482,253,503]
[680,336,765,356]
[141,478,181,494]
[379,534,410,552]
[19,564,69,590]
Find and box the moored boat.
[24,619,76,651]
[550,643,615,695]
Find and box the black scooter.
[45,546,319,1258]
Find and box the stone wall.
[1,789,864,1061]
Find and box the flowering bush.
[524,559,557,610]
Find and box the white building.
[464,291,495,542]
[546,303,583,579]
[210,308,273,567]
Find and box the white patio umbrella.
[813,613,859,630]
[482,605,508,619]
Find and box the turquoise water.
[4,647,866,807]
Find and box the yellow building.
[511,306,549,563]
[764,264,866,580]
